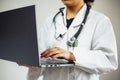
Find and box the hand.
[41,47,76,61]
[18,64,41,71]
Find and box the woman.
[27,0,118,80]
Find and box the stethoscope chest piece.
[73,40,79,47]
[67,37,79,47]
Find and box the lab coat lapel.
[69,4,87,28]
[67,4,87,40]
[55,23,67,39]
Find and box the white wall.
[0,0,119,80]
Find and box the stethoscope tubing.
[53,4,91,47]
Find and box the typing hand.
[41,47,75,61]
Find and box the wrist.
[69,51,76,61]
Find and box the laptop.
[0,5,74,67]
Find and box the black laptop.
[0,5,74,67]
[0,5,40,66]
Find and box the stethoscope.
[53,4,91,48]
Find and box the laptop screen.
[0,5,39,66]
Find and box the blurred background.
[0,0,119,80]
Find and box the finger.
[41,50,61,58]
[51,53,64,59]
[41,47,60,54]
[41,48,55,56]
[18,64,29,67]
[41,47,59,57]
[30,66,41,71]
[45,50,61,57]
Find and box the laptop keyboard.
[41,57,69,64]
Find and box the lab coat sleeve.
[72,17,118,74]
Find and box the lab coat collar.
[70,4,87,28]
[62,4,87,28]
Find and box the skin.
[62,0,85,19]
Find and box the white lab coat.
[28,4,118,80]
